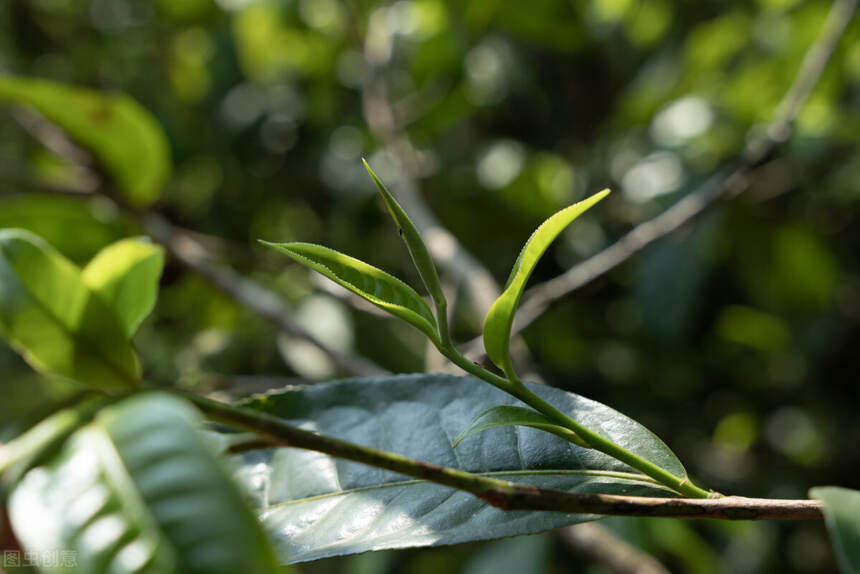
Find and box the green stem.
[182,390,824,520]
[440,346,710,499]
[511,382,709,498]
[180,390,522,498]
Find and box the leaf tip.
[362,159,387,191]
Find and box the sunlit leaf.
[83,237,165,338]
[260,241,438,341]
[363,159,447,320]
[483,190,609,377]
[8,393,281,574]
[0,397,108,490]
[810,487,860,574]
[0,75,171,207]
[233,374,685,562]
[453,405,588,447]
[0,229,140,390]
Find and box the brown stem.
[184,390,823,521]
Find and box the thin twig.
[361,26,502,318]
[558,523,671,574]
[464,0,858,356]
[185,390,823,521]
[141,213,386,377]
[5,111,386,378]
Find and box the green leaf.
[483,190,609,377]
[0,75,171,207]
[0,229,140,390]
[8,393,281,574]
[453,405,588,447]
[0,397,109,490]
[260,241,438,341]
[83,237,165,338]
[363,159,447,322]
[233,374,685,563]
[810,487,860,574]
[0,195,134,261]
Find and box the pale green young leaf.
[453,405,588,447]
[0,229,140,390]
[0,75,170,207]
[83,237,165,338]
[810,487,860,574]
[8,393,282,574]
[363,159,447,323]
[260,241,438,341]
[483,190,610,377]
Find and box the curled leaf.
[483,190,609,378]
[363,159,447,324]
[261,241,438,341]
[0,229,140,390]
[83,237,164,338]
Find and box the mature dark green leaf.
[260,241,438,340]
[0,76,170,207]
[483,190,609,377]
[0,229,140,389]
[453,405,588,447]
[810,487,860,574]
[363,159,446,318]
[8,393,281,574]
[234,374,685,563]
[82,237,164,338]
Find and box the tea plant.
[0,44,858,572]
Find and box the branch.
[185,390,823,521]
[465,0,857,354]
[141,213,386,377]
[5,111,385,378]
[557,523,671,574]
[361,28,501,318]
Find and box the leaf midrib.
[288,247,434,327]
[259,469,669,511]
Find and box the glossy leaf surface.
[82,237,164,337]
[483,190,609,376]
[260,241,438,340]
[0,229,140,389]
[234,374,685,562]
[8,393,280,574]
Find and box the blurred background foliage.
[0,0,858,572]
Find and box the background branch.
[557,522,671,574]
[464,0,858,357]
[5,112,385,378]
[361,24,501,319]
[141,212,386,377]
